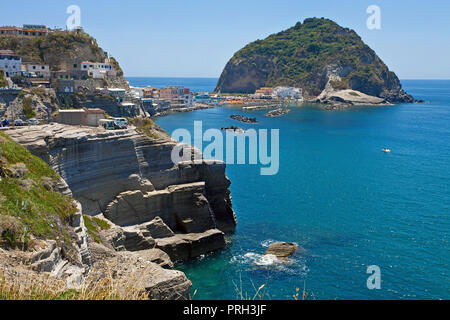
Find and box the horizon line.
[124,76,450,81]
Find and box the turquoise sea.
[129,78,450,300]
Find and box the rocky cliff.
[7,123,236,250]
[1,30,110,71]
[215,18,413,103]
[0,29,127,88]
[0,88,59,121]
[3,123,237,299]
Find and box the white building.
[129,86,144,99]
[107,88,126,102]
[272,87,303,100]
[24,64,50,78]
[81,61,116,79]
[0,50,21,77]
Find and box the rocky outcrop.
[231,115,258,123]
[7,124,236,264]
[155,229,226,262]
[0,88,59,122]
[82,242,192,299]
[265,108,291,117]
[215,18,413,103]
[3,123,238,299]
[265,242,298,259]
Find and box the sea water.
[129,78,450,300]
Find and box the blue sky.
[1,0,449,78]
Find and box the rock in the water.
[265,108,291,117]
[265,242,297,259]
[230,115,258,123]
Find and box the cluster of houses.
[130,85,195,116]
[0,24,49,37]
[253,86,303,100]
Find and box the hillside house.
[0,50,21,77]
[55,108,105,126]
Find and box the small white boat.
[382,148,391,153]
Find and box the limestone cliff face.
[8,124,236,234]
[0,88,59,121]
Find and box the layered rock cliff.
[215,18,413,103]
[7,123,237,250]
[4,123,237,299]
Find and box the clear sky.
[1,0,449,79]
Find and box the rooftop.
[0,50,16,56]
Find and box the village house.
[0,50,22,77]
[0,25,49,37]
[80,60,116,79]
[54,108,106,127]
[107,88,126,102]
[255,87,274,96]
[52,70,89,81]
[159,86,194,108]
[272,86,303,100]
[142,98,170,116]
[23,63,50,78]
[142,87,160,99]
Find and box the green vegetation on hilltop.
[0,30,122,72]
[0,132,77,250]
[216,18,412,102]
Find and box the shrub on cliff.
[0,132,77,251]
[22,97,36,119]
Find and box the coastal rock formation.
[3,122,238,299]
[215,18,413,103]
[7,124,237,258]
[85,242,192,299]
[265,108,291,117]
[0,88,59,122]
[266,242,298,259]
[231,115,258,123]
[155,229,226,262]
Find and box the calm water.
[127,77,217,92]
[153,79,449,300]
